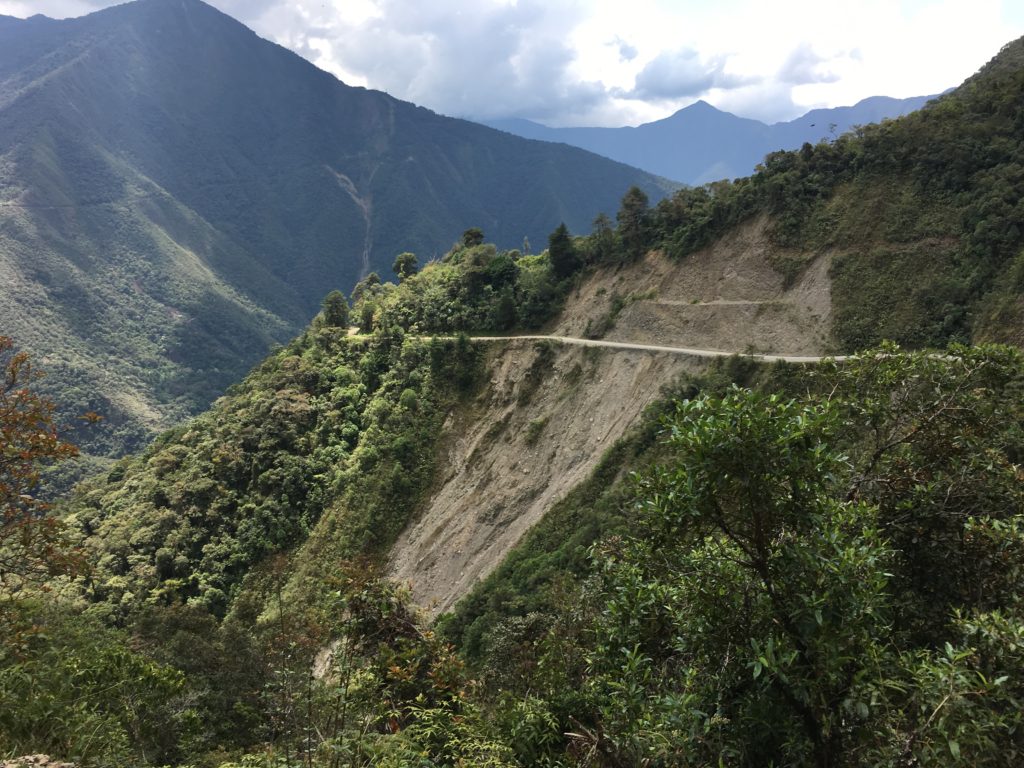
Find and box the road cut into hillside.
[388,213,839,616]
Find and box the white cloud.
[2,0,1023,126]
[778,43,844,85]
[628,47,755,101]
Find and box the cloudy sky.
[3,0,1023,126]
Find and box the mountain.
[0,0,669,472]
[485,94,935,184]
[56,25,1024,656]
[11,33,1024,766]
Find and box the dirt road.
[470,334,846,364]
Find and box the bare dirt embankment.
[387,214,834,615]
[387,340,703,616]
[557,214,833,356]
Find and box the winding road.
[467,334,846,364]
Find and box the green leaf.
[948,739,960,759]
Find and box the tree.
[321,290,350,328]
[617,185,650,259]
[0,336,80,598]
[491,287,517,330]
[590,211,615,263]
[392,252,418,281]
[462,227,485,248]
[547,222,579,279]
[586,390,891,767]
[350,272,382,304]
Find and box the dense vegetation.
[5,331,1024,766]
[4,24,1024,768]
[350,228,580,336]
[64,320,483,622]
[441,344,1024,767]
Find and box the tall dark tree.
[548,222,579,279]
[590,211,615,263]
[462,228,485,248]
[392,252,418,281]
[617,185,650,260]
[321,290,350,328]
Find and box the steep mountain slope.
[486,94,934,184]
[555,213,833,355]
[386,340,703,616]
[0,0,668,470]
[17,33,1024,768]
[58,32,1024,626]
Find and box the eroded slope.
[387,339,702,615]
[558,214,833,356]
[387,215,835,613]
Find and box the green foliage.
[0,601,192,767]
[353,237,574,336]
[616,185,651,260]
[392,252,418,281]
[523,415,549,446]
[320,290,350,328]
[62,322,481,622]
[212,562,517,768]
[448,345,1024,767]
[462,227,485,248]
[548,222,580,279]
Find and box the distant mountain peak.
[669,100,723,118]
[483,92,937,185]
[1,13,51,23]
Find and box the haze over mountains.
[485,94,936,185]
[0,0,668,469]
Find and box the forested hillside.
[575,36,1024,353]
[0,0,669,479]
[2,26,1024,768]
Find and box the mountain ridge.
[14,32,1024,765]
[0,0,669,476]
[484,93,936,184]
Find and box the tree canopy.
[548,222,579,279]
[392,252,419,281]
[321,290,350,328]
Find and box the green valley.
[2,11,1024,768]
[0,0,670,481]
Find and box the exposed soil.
[387,213,835,615]
[557,214,833,356]
[387,340,702,616]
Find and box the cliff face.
[386,340,702,615]
[385,213,834,614]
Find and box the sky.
[2,0,1023,126]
